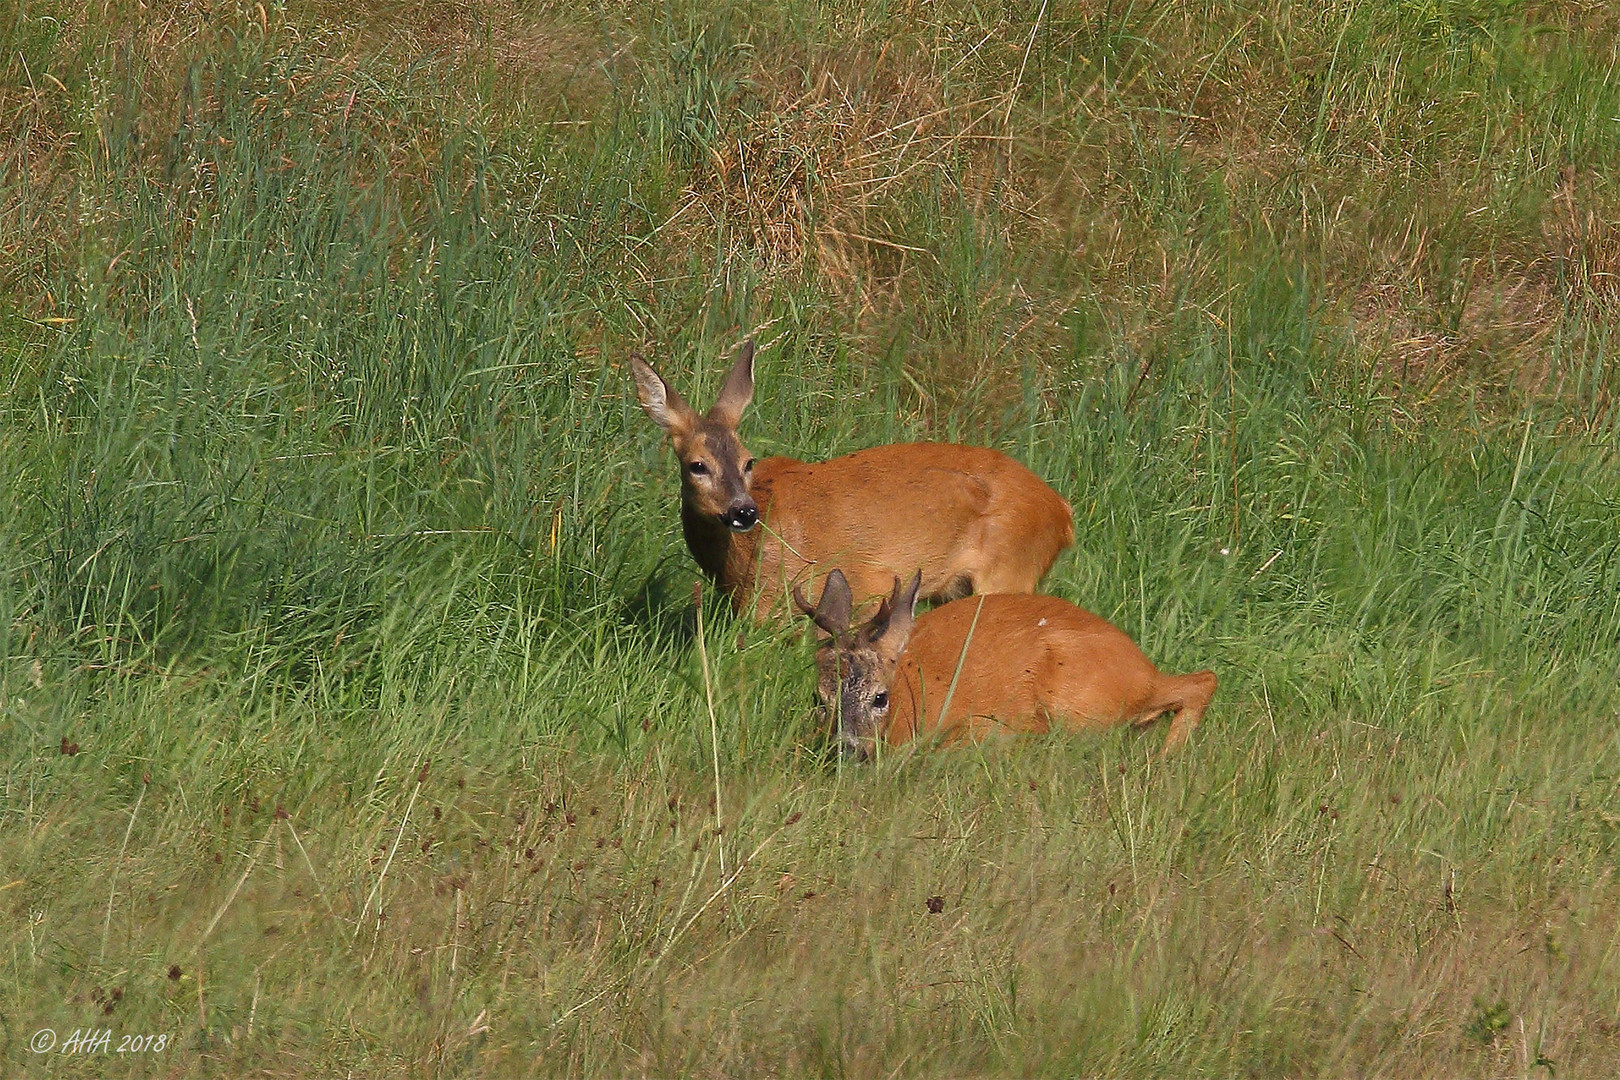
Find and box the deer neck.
[681,501,758,593]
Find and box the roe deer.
[629,341,1074,620]
[796,570,1216,758]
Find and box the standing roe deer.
[629,340,1074,620]
[795,570,1216,758]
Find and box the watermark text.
[30,1028,170,1054]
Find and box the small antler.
[793,569,853,639]
[862,571,922,650]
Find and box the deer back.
[736,443,1074,619]
[883,594,1215,754]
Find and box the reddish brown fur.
[888,594,1216,755]
[632,343,1074,621]
[712,444,1073,616]
[804,574,1215,758]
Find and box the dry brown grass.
[4,0,1617,403]
[0,0,610,314]
[301,0,615,121]
[11,744,1620,1076]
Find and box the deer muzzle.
[721,502,758,531]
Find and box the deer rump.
[739,444,1074,619]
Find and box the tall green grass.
[2,2,1619,1076]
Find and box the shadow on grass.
[620,557,704,650]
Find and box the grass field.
[3,1,1620,1075]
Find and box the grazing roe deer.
[630,341,1074,620]
[796,570,1217,758]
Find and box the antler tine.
[793,569,853,639]
[860,574,906,642]
[793,580,842,637]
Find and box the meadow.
[2,0,1619,1075]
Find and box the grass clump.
[1,0,1618,1075]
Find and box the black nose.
[724,504,758,531]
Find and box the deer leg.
[1156,670,1217,756]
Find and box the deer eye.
[743,458,756,472]
[687,461,708,476]
[871,691,889,711]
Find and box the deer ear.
[630,353,696,438]
[707,339,755,428]
[869,571,921,659]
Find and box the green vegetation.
[3,0,1618,1074]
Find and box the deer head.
[796,570,922,759]
[630,340,759,532]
